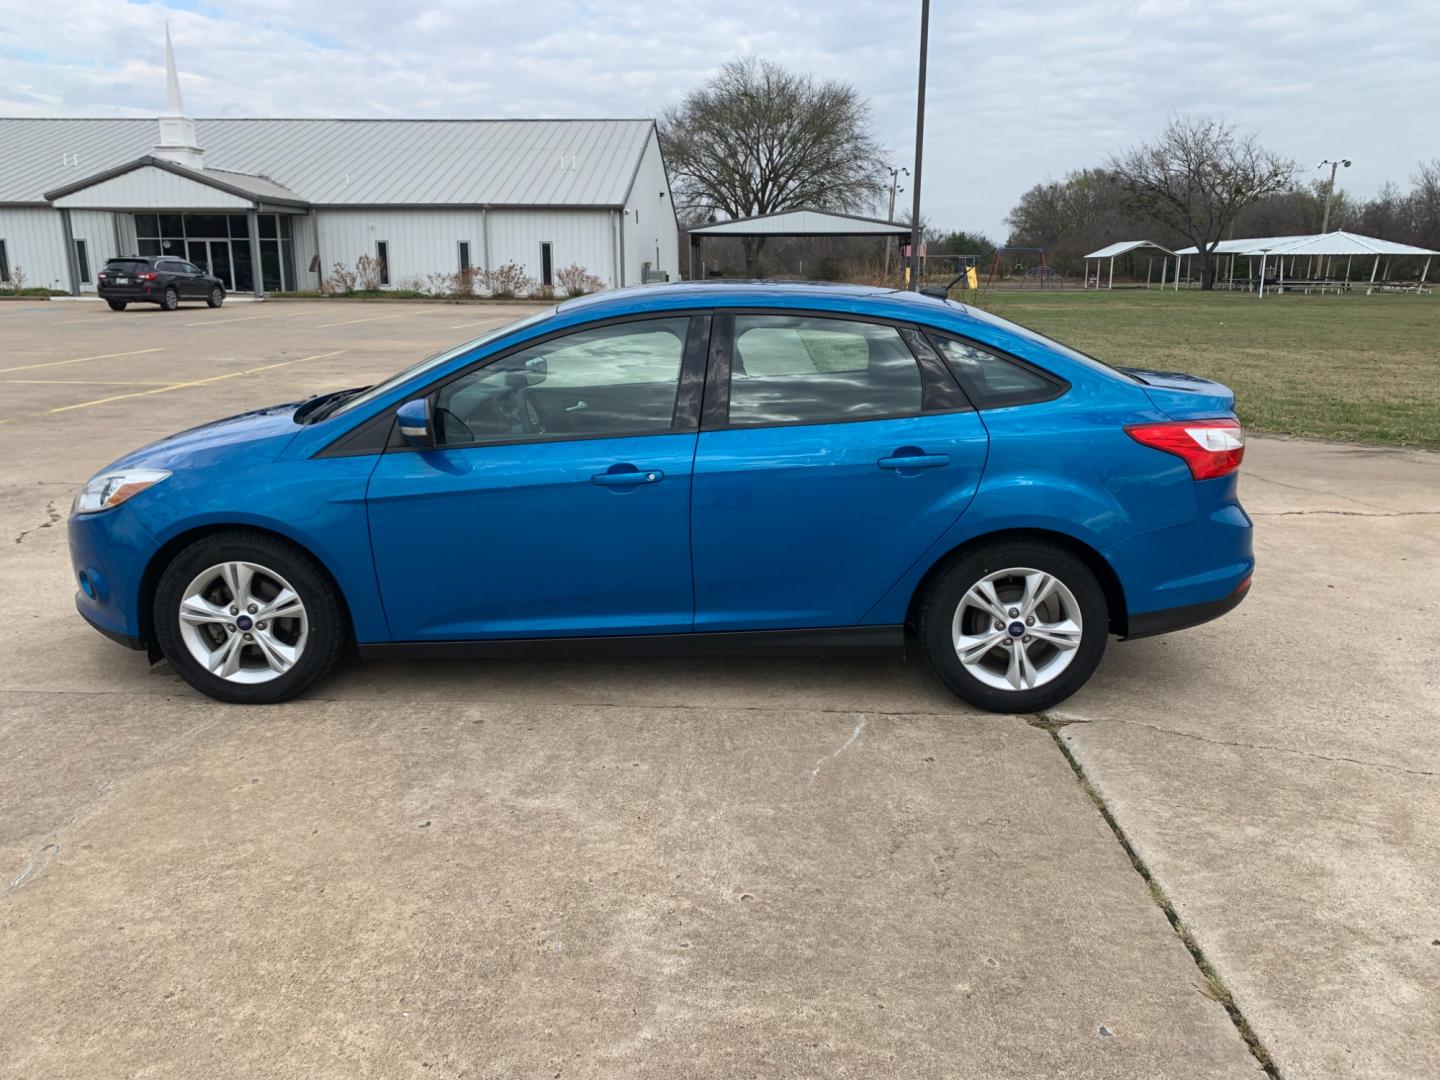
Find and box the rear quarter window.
[931,334,1066,409]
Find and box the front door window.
[433,318,691,446]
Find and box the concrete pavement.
[3,299,1437,1078]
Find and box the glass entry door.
[187,239,235,291]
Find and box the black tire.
[107,299,127,311]
[161,287,179,311]
[153,531,348,704]
[206,286,224,308]
[917,539,1109,714]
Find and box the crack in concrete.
[808,718,868,785]
[3,717,221,898]
[1241,471,1391,512]
[1055,714,1438,778]
[1042,718,1283,1078]
[13,499,60,544]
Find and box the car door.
[157,259,190,296]
[366,314,709,641]
[179,260,208,297]
[690,312,989,631]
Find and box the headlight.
[72,468,171,515]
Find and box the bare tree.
[1110,117,1294,289]
[660,57,884,274]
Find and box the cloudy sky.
[2,0,1437,238]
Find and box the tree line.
[660,58,1437,288]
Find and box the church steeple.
[154,23,205,170]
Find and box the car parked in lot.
[97,255,225,311]
[68,282,1252,712]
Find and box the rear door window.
[725,315,923,426]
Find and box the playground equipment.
[985,246,1052,288]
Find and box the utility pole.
[908,0,930,290]
[882,165,908,280]
[1318,158,1351,234]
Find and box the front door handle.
[591,467,664,488]
[877,452,949,471]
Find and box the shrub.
[324,262,356,295]
[355,254,385,291]
[555,264,605,297]
[483,261,535,299]
[395,275,427,294]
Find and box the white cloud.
[1,0,1436,237]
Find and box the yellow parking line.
[49,350,346,414]
[1,378,175,386]
[185,313,276,327]
[0,347,163,375]
[314,312,416,329]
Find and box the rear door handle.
[877,453,949,471]
[591,468,664,487]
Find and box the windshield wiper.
[298,387,369,424]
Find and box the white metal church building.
[0,35,679,298]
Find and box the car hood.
[1122,367,1236,420]
[106,400,305,472]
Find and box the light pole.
[883,165,908,280]
[1318,158,1351,234]
[908,0,930,290]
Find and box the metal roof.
[1174,232,1437,257]
[43,155,307,206]
[1083,240,1176,259]
[0,118,657,207]
[687,209,913,237]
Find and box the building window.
[75,239,91,285]
[376,241,390,286]
[540,241,553,287]
[0,239,10,283]
[458,241,471,272]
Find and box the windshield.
[324,306,557,420]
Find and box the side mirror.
[396,397,436,448]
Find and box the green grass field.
[983,290,1440,449]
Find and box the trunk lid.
[1123,367,1236,420]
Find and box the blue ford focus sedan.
[68,282,1252,712]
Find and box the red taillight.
[1126,419,1245,480]
[138,271,158,281]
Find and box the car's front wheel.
[206,286,224,308]
[917,539,1109,714]
[153,531,347,704]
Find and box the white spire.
[154,21,204,169]
[164,22,184,115]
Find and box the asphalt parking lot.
[2,297,1437,1079]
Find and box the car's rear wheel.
[106,299,127,311]
[917,539,1108,714]
[160,287,179,311]
[153,532,347,704]
[206,286,224,308]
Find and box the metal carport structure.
[1172,231,1436,293]
[685,208,913,280]
[1081,241,1177,290]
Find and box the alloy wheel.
[177,561,308,683]
[950,567,1083,692]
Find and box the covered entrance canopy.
[1081,241,1176,290]
[685,208,913,279]
[44,156,311,296]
